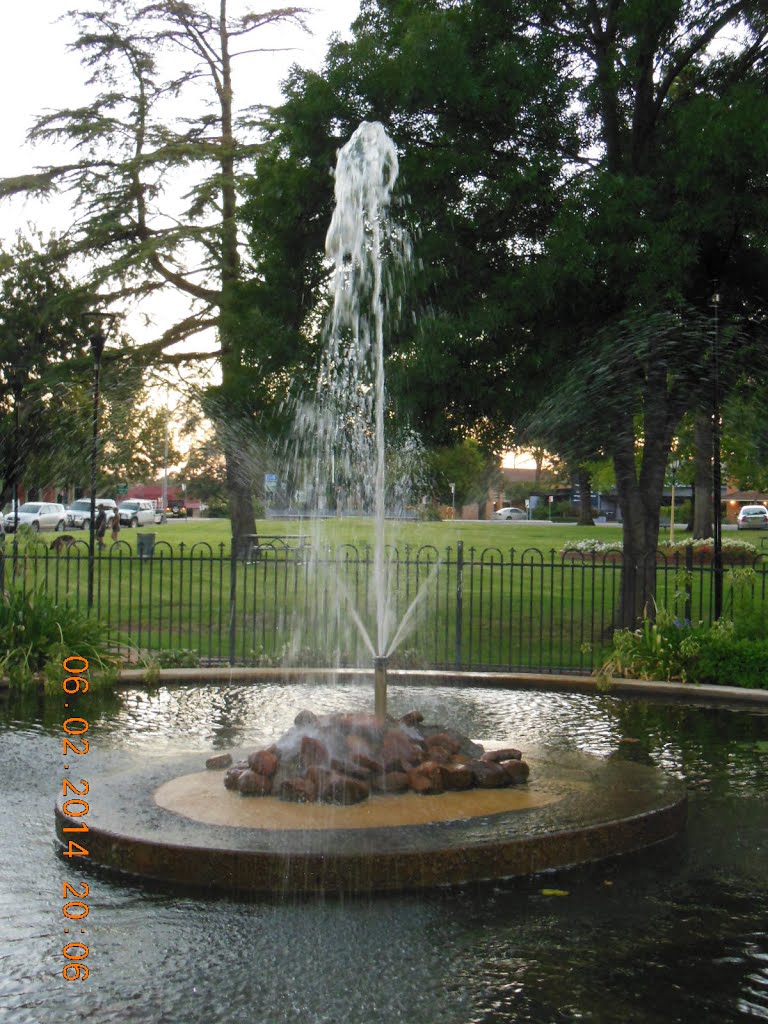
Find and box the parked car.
[65,497,118,529]
[737,504,768,530]
[492,506,528,521]
[118,499,157,527]
[4,501,67,533]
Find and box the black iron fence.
[2,538,766,674]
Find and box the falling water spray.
[309,121,411,715]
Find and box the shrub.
[154,648,201,668]
[600,606,702,682]
[599,568,768,688]
[0,587,120,693]
[681,628,768,688]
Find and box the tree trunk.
[576,466,594,525]
[692,411,713,538]
[612,415,670,629]
[218,0,255,552]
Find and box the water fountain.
[54,123,686,893]
[295,120,416,714]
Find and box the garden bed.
[560,538,762,565]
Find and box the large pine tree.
[1,0,309,547]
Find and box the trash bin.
[137,532,156,558]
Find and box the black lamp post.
[669,457,681,543]
[711,290,723,620]
[8,376,23,576]
[87,327,106,610]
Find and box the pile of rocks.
[206,709,530,805]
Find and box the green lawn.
[109,516,623,555]
[6,517,764,673]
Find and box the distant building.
[125,484,202,517]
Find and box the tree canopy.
[245,0,768,623]
[0,0,312,545]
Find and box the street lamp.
[669,457,681,543]
[161,389,169,525]
[712,289,723,619]
[87,327,106,610]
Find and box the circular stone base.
[55,747,686,894]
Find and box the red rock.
[300,735,329,768]
[407,761,445,795]
[426,732,462,755]
[381,729,422,771]
[351,752,384,774]
[468,760,509,788]
[345,734,374,758]
[501,759,530,784]
[248,749,279,777]
[237,769,272,795]
[424,745,451,765]
[337,713,385,745]
[279,776,317,802]
[294,709,319,727]
[223,767,244,790]
[322,772,371,805]
[330,758,370,780]
[482,747,522,763]
[374,770,410,793]
[206,752,233,770]
[440,764,475,790]
[399,710,424,726]
[305,764,332,788]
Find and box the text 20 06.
[59,655,92,981]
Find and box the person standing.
[95,504,108,550]
[110,511,121,543]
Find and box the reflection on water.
[2,681,767,1024]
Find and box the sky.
[0,1,363,235]
[0,3,537,469]
[0,1,364,423]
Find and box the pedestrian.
[95,504,108,549]
[111,511,121,543]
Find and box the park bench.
[240,533,308,562]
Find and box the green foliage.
[153,648,201,668]
[685,629,768,689]
[601,568,768,688]
[0,587,119,693]
[428,440,501,507]
[204,497,230,518]
[0,233,94,502]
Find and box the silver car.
[118,499,157,527]
[492,506,528,521]
[65,498,118,529]
[736,504,768,530]
[4,501,67,533]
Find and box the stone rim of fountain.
[55,742,687,895]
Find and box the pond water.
[3,680,767,1024]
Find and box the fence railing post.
[685,545,693,623]
[455,541,464,668]
[228,545,237,666]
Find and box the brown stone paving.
[154,770,561,830]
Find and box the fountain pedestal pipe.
[374,656,388,719]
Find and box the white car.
[65,498,118,529]
[736,504,768,530]
[493,506,528,521]
[4,501,67,533]
[118,499,157,527]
